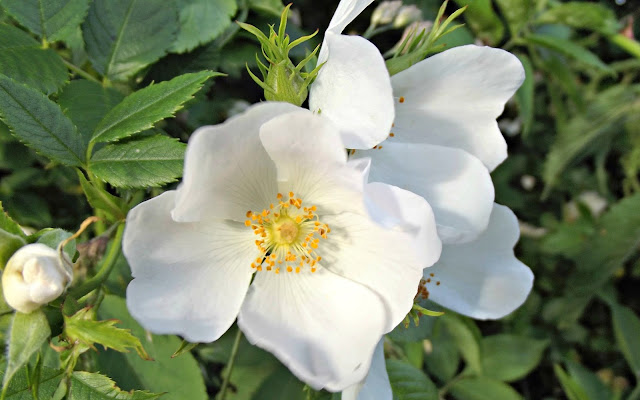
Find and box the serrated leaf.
[610,303,640,379]
[69,372,162,399]
[58,80,124,142]
[64,307,151,360]
[170,0,237,53]
[77,171,127,222]
[0,229,25,268]
[0,75,85,166]
[2,310,51,389]
[90,71,218,144]
[425,318,460,382]
[0,201,25,237]
[90,135,185,188]
[543,85,640,194]
[96,295,207,400]
[535,2,619,35]
[568,193,640,292]
[0,366,63,399]
[33,227,76,256]
[449,377,523,400]
[2,0,90,42]
[82,0,178,81]
[524,34,612,73]
[481,334,548,382]
[386,359,438,400]
[0,24,68,94]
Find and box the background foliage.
[0,0,639,399]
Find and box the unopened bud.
[393,5,422,28]
[371,1,402,27]
[2,243,73,313]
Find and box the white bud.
[2,243,73,313]
[371,1,402,26]
[393,5,422,28]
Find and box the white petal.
[355,142,494,244]
[342,340,392,400]
[321,201,436,332]
[311,33,394,149]
[259,110,366,215]
[238,268,387,391]
[427,204,534,319]
[124,191,256,342]
[172,101,301,223]
[327,0,375,34]
[391,45,525,171]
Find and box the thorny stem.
[218,328,243,400]
[69,223,125,299]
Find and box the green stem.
[62,60,101,84]
[218,329,243,400]
[69,223,125,299]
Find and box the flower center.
[245,192,330,274]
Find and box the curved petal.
[311,33,394,149]
[124,191,256,342]
[342,340,392,400]
[173,101,301,223]
[426,204,534,320]
[391,45,525,171]
[321,193,438,332]
[238,268,387,391]
[259,110,365,215]
[355,142,494,244]
[327,0,375,34]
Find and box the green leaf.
[480,334,548,382]
[95,295,207,400]
[493,0,531,36]
[568,193,640,292]
[524,34,612,74]
[0,201,25,238]
[170,0,237,53]
[0,75,85,166]
[69,371,162,399]
[553,364,589,400]
[0,24,68,94]
[441,313,482,374]
[91,70,218,144]
[452,0,504,45]
[1,0,90,42]
[250,366,306,400]
[2,310,51,389]
[0,229,25,268]
[424,318,460,382]
[82,0,179,81]
[543,85,640,194]
[449,377,523,400]
[535,2,620,35]
[565,361,614,400]
[610,303,640,379]
[248,0,283,16]
[77,171,127,222]
[33,228,76,256]
[386,359,438,400]
[0,366,63,399]
[515,53,534,138]
[90,135,186,188]
[58,80,124,142]
[171,340,198,358]
[64,307,151,360]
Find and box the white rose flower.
[2,243,73,313]
[123,103,442,390]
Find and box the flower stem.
[69,223,125,299]
[62,59,101,84]
[218,328,243,400]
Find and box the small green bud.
[264,61,308,106]
[239,4,323,106]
